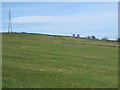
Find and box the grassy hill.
[2,33,118,88]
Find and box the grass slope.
[2,33,118,88]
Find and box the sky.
[2,0,119,2]
[0,2,2,32]
[2,2,118,40]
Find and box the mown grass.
[2,33,118,88]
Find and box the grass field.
[2,33,118,88]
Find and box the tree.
[72,34,75,37]
[86,36,91,39]
[86,36,96,40]
[118,37,120,42]
[77,34,80,38]
[91,35,96,40]
[101,36,109,40]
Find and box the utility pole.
[8,9,12,33]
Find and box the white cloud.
[12,15,83,23]
[10,11,117,34]
[17,16,83,23]
[12,16,52,23]
[12,11,117,24]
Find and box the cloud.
[12,16,52,23]
[12,15,84,23]
[10,11,117,34]
[12,11,117,24]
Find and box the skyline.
[2,2,118,40]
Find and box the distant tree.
[91,35,96,40]
[72,34,75,37]
[86,36,96,40]
[21,32,26,33]
[118,37,120,42]
[101,36,109,40]
[96,38,99,40]
[86,36,91,39]
[77,34,80,38]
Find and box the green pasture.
[2,33,118,88]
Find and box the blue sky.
[2,2,118,40]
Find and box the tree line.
[72,34,120,42]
